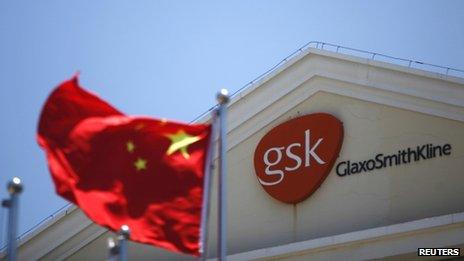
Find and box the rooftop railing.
[311,41,464,77]
[191,40,464,123]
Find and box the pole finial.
[7,177,23,195]
[119,224,130,239]
[216,89,230,105]
[107,237,116,249]
[107,237,119,256]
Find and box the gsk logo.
[253,113,344,203]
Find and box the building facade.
[5,47,464,260]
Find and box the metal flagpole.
[1,177,23,261]
[118,225,130,261]
[106,225,130,261]
[216,89,229,261]
[199,108,218,261]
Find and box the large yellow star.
[166,130,201,159]
[134,158,147,171]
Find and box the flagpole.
[118,225,130,261]
[216,89,229,261]
[2,177,23,261]
[199,108,218,261]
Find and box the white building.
[4,44,464,260]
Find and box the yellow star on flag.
[166,130,201,159]
[134,158,147,171]
[126,141,135,153]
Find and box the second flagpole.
[216,89,229,261]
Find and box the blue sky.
[0,0,463,245]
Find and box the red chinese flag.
[37,76,211,256]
